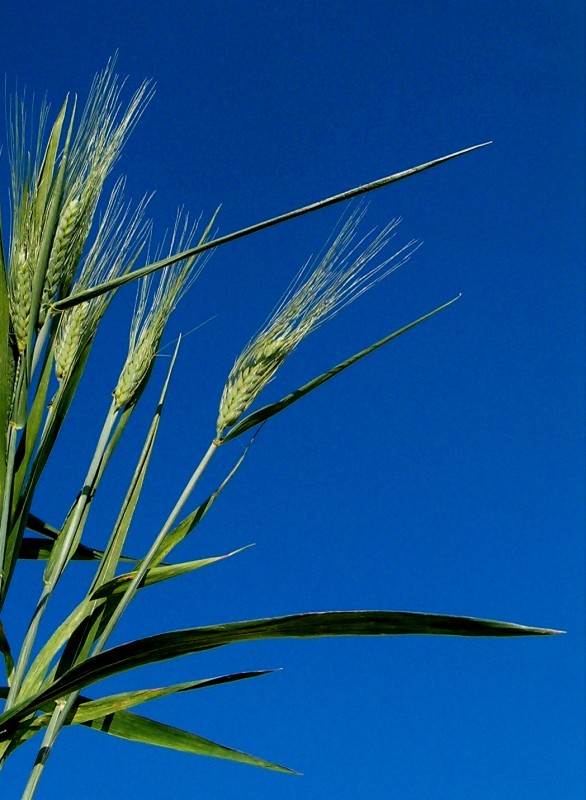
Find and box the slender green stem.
[19,438,220,797]
[20,700,67,800]
[0,358,27,604]
[95,438,219,648]
[4,402,119,710]
[0,423,19,601]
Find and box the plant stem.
[19,701,67,800]
[96,438,219,647]
[18,438,220,799]
[4,402,119,710]
[0,358,27,606]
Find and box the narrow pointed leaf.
[17,357,179,696]
[23,515,139,563]
[222,296,460,442]
[53,144,490,311]
[0,610,560,733]
[17,537,136,562]
[71,670,274,722]
[81,707,296,773]
[90,338,181,589]
[0,622,14,684]
[91,546,252,599]
[18,537,98,561]
[34,99,68,226]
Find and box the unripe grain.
[41,196,83,320]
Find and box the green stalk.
[4,401,119,710]
[19,699,67,800]
[0,358,27,600]
[20,438,219,795]
[95,438,219,648]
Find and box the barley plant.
[0,60,559,799]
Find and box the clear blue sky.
[2,1,584,798]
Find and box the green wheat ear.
[217,206,417,436]
[113,211,214,409]
[54,179,150,383]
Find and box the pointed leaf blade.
[53,144,490,310]
[82,708,297,773]
[91,546,252,599]
[72,670,274,722]
[0,610,560,732]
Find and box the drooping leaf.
[0,610,560,733]
[22,515,139,563]
[18,537,116,562]
[221,296,460,442]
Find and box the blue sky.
[1,1,584,798]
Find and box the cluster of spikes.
[3,59,212,410]
[0,59,530,800]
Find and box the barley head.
[216,206,417,437]
[113,212,212,409]
[54,180,150,383]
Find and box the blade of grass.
[68,670,275,722]
[17,351,181,699]
[52,144,491,311]
[150,432,258,567]
[0,610,561,734]
[0,621,14,685]
[17,537,135,562]
[91,546,252,599]
[80,708,296,773]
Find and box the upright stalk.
[0,359,28,605]
[19,438,220,799]
[5,401,119,710]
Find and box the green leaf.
[17,537,127,562]
[91,546,252,599]
[0,610,560,733]
[221,296,460,442]
[33,99,68,222]
[53,144,490,311]
[12,348,53,501]
[0,673,295,773]
[18,355,180,696]
[80,707,296,773]
[0,218,16,496]
[90,338,181,588]
[0,622,14,685]
[23,515,139,563]
[71,670,274,722]
[1,341,92,608]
